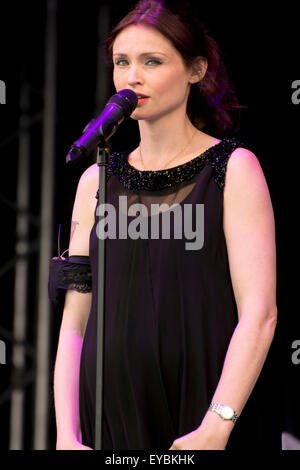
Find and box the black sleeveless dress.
[49,137,281,450]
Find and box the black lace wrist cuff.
[48,255,92,307]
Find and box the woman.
[50,0,278,450]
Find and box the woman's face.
[112,24,198,122]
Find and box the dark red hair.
[104,0,244,137]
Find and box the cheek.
[113,69,120,88]
[155,70,189,102]
[113,68,126,91]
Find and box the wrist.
[56,432,82,449]
[199,410,234,439]
[56,438,80,450]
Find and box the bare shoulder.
[79,162,99,215]
[225,147,269,197]
[227,147,261,173]
[78,162,99,193]
[224,147,275,228]
[73,163,99,222]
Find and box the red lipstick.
[136,93,149,105]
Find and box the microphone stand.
[65,89,137,451]
[94,140,110,450]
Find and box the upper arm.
[223,148,277,321]
[60,164,98,336]
[68,163,99,256]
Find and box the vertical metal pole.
[94,147,110,450]
[34,0,57,450]
[94,2,111,450]
[9,79,30,450]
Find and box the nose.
[127,66,143,86]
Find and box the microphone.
[66,89,138,163]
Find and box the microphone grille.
[108,89,138,117]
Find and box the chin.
[130,110,148,121]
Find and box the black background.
[0,0,299,450]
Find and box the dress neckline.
[103,137,243,192]
[125,138,225,174]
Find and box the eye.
[114,59,129,66]
[114,57,163,67]
[146,58,162,66]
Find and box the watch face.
[221,406,234,420]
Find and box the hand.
[56,439,93,450]
[169,426,228,450]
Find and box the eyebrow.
[112,52,168,57]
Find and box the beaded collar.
[96,137,244,194]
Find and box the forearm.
[200,310,277,439]
[54,328,83,446]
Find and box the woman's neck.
[137,113,199,170]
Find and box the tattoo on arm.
[70,220,79,241]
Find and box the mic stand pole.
[94,140,110,450]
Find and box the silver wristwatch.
[209,403,239,423]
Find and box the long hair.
[103,0,245,137]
